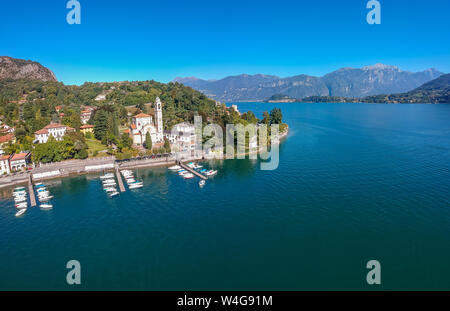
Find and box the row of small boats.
[35,183,54,205]
[13,187,28,217]
[121,170,143,190]
[101,173,120,198]
[169,163,217,187]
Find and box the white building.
[130,97,164,145]
[34,123,75,144]
[164,122,196,154]
[0,155,11,175]
[10,152,31,172]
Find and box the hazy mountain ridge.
[174,64,443,102]
[362,73,450,103]
[0,56,57,82]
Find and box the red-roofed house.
[35,123,75,144]
[0,155,11,175]
[10,152,31,172]
[80,124,94,135]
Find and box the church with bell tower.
[129,97,164,146]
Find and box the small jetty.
[115,166,126,192]
[179,161,208,180]
[28,174,36,207]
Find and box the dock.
[178,161,208,180]
[28,174,36,207]
[115,165,126,192]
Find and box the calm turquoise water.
[0,103,449,291]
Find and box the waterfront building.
[0,134,16,155]
[0,155,11,175]
[34,123,76,144]
[10,152,31,172]
[80,124,94,135]
[129,97,164,145]
[164,122,196,155]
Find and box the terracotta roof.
[80,125,94,129]
[0,155,10,161]
[0,134,14,144]
[123,129,130,134]
[35,123,69,134]
[35,129,48,135]
[11,153,29,161]
[130,124,137,129]
[133,113,151,119]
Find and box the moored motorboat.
[40,204,53,210]
[199,180,206,187]
[104,187,117,193]
[129,184,143,189]
[15,202,28,209]
[168,165,181,170]
[183,173,195,179]
[39,195,54,202]
[100,173,114,179]
[206,170,218,176]
[15,209,27,217]
[110,191,120,197]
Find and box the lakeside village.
[1,96,287,217]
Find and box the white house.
[10,152,31,172]
[35,123,75,144]
[129,97,164,145]
[0,155,11,175]
[164,122,196,154]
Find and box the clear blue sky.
[1,0,449,85]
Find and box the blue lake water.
[0,103,449,290]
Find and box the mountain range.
[173,64,443,102]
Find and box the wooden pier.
[28,174,36,207]
[115,165,126,192]
[179,161,208,180]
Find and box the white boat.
[103,182,117,186]
[194,165,203,169]
[199,180,206,187]
[15,209,27,217]
[129,184,143,189]
[15,202,28,209]
[14,198,27,203]
[168,165,181,170]
[102,179,116,183]
[14,191,27,196]
[104,187,117,193]
[14,187,26,192]
[110,192,120,197]
[39,195,54,202]
[40,204,53,210]
[183,173,195,179]
[206,170,218,176]
[126,179,136,184]
[100,173,114,179]
[37,188,48,193]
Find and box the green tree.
[163,137,171,153]
[94,110,108,140]
[269,108,283,125]
[262,111,270,125]
[144,132,152,150]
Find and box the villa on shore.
[34,123,76,144]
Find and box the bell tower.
[155,97,163,141]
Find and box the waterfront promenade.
[0,154,179,189]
